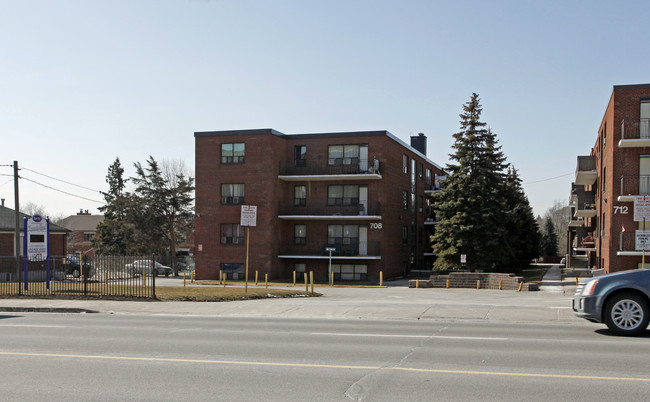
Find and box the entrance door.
[359,226,368,256]
[359,186,368,215]
[640,155,650,195]
[641,100,650,138]
[359,145,369,172]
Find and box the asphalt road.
[1,312,649,401]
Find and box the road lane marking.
[2,351,647,383]
[311,333,508,341]
[0,325,65,328]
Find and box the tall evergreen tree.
[94,158,136,254]
[131,156,195,268]
[503,167,540,267]
[540,218,559,257]
[432,94,510,271]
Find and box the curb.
[0,307,98,314]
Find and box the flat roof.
[194,128,444,170]
[613,83,650,90]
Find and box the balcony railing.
[279,241,381,257]
[279,202,381,216]
[620,175,650,196]
[621,119,650,140]
[279,158,381,176]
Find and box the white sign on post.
[240,205,257,227]
[636,230,650,251]
[460,254,467,264]
[26,215,48,261]
[634,196,650,222]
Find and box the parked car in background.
[125,260,172,277]
[573,269,650,336]
[63,255,93,278]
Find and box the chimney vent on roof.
[1,198,4,207]
[410,133,427,156]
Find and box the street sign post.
[326,247,336,286]
[240,206,257,293]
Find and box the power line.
[21,166,101,193]
[523,172,574,185]
[20,176,104,204]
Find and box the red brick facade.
[570,84,650,273]
[194,129,445,281]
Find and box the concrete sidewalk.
[0,279,583,324]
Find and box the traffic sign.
[240,205,257,227]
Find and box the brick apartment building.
[569,83,650,273]
[194,129,446,282]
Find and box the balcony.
[616,231,650,256]
[279,158,382,181]
[568,217,585,227]
[573,228,596,253]
[618,175,650,202]
[574,156,597,185]
[569,182,581,204]
[573,190,596,218]
[278,240,382,260]
[619,119,650,148]
[278,203,382,220]
[424,175,447,195]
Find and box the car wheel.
[154,270,159,277]
[604,292,650,336]
[164,272,170,277]
[72,269,80,278]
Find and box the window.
[418,163,423,180]
[418,196,423,213]
[221,183,245,204]
[402,190,408,210]
[294,185,306,206]
[83,233,96,242]
[328,185,360,206]
[331,264,367,281]
[328,225,359,245]
[403,155,408,174]
[220,263,244,280]
[221,223,244,245]
[294,225,306,244]
[426,168,431,185]
[328,145,360,166]
[221,143,245,164]
[295,145,307,167]
[402,226,409,245]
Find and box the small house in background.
[57,210,103,256]
[0,199,69,257]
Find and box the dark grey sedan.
[573,269,650,336]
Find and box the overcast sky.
[1,0,649,218]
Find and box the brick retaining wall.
[409,272,538,291]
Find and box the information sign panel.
[240,205,257,227]
[636,230,650,251]
[634,196,650,222]
[26,215,49,261]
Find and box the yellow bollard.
[477,280,481,289]
[331,271,334,287]
[256,271,259,286]
[218,270,221,285]
[576,277,579,285]
[499,280,503,290]
[293,271,296,286]
[518,282,523,292]
[446,279,450,289]
[105,271,108,284]
[223,273,227,288]
[265,274,268,289]
[183,273,187,287]
[310,271,314,294]
[380,271,383,287]
[304,273,308,292]
[191,271,195,283]
[416,279,420,288]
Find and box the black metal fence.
[0,255,163,298]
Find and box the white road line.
[0,325,66,328]
[311,332,508,341]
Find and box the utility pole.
[13,161,20,288]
